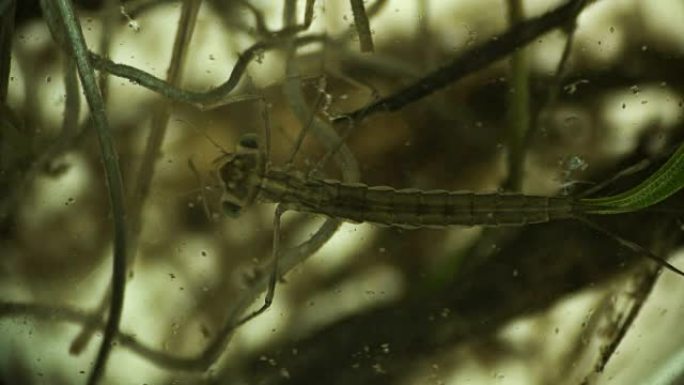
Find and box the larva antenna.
[174,118,230,155]
[188,157,216,222]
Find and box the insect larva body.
[212,133,684,349]
[257,168,577,229]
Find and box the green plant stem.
[39,0,128,384]
[0,0,15,102]
[504,0,530,191]
[68,0,203,359]
[581,142,684,214]
[350,0,374,52]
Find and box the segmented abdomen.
[260,170,577,228]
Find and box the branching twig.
[87,34,324,110]
[350,0,374,53]
[333,0,589,123]
[240,0,316,39]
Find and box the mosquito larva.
[215,136,578,230]
[213,134,684,330]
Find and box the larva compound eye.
[239,133,259,150]
[221,200,242,218]
[213,135,266,215]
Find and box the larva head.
[214,134,265,218]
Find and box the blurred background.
[1,0,684,384]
